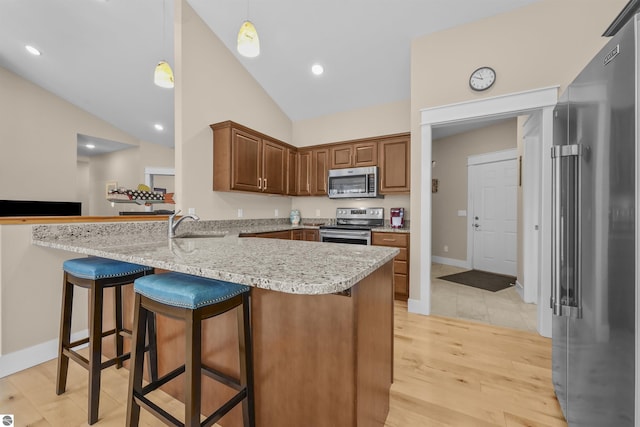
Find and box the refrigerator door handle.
[551,146,562,314]
[550,144,583,319]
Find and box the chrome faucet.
[168,210,200,238]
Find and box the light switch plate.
[237,208,243,218]
[457,210,467,217]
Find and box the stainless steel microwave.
[327,166,380,198]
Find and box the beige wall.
[292,99,410,147]
[409,0,627,300]
[1,225,87,354]
[88,141,175,216]
[175,0,294,220]
[432,119,517,261]
[0,66,141,203]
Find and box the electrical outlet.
[274,209,279,217]
[315,209,321,217]
[188,207,196,215]
[237,208,243,218]
[444,245,449,253]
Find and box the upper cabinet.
[211,120,410,197]
[329,141,377,169]
[297,150,312,196]
[311,148,329,196]
[211,121,292,195]
[286,148,297,196]
[378,136,410,194]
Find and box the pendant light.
[237,0,260,58]
[154,0,174,88]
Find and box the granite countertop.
[371,226,410,233]
[32,220,399,295]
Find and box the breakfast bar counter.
[32,221,397,427]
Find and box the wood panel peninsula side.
[32,221,398,427]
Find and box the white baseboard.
[515,280,525,301]
[408,298,430,315]
[0,329,88,378]
[431,256,470,269]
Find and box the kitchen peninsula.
[31,220,398,427]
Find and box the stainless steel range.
[319,207,384,245]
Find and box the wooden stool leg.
[185,311,202,427]
[237,292,256,427]
[88,284,104,425]
[146,313,158,382]
[126,293,148,427]
[56,277,74,395]
[114,285,124,368]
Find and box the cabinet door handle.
[383,238,396,242]
[264,178,268,190]
[258,177,262,189]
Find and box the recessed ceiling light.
[25,45,41,56]
[311,64,324,76]
[85,143,96,149]
[154,124,164,131]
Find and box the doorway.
[468,150,518,276]
[415,86,559,337]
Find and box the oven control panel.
[336,207,384,220]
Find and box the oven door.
[319,229,371,245]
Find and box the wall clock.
[469,66,496,91]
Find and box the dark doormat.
[438,270,515,292]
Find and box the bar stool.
[126,272,255,427]
[56,257,158,425]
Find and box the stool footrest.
[202,365,242,391]
[201,389,247,427]
[141,365,186,395]
[133,392,183,427]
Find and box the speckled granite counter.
[372,226,410,233]
[31,218,396,426]
[32,220,398,295]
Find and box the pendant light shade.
[237,20,260,58]
[154,60,174,88]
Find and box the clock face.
[469,67,496,91]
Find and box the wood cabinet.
[329,142,377,169]
[372,231,410,300]
[303,229,319,241]
[311,148,329,196]
[211,121,293,196]
[378,136,410,194]
[251,230,292,239]
[287,148,297,196]
[291,229,303,240]
[297,150,312,196]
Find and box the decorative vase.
[290,209,301,225]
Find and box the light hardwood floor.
[0,302,566,427]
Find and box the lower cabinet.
[372,231,409,301]
[292,229,319,241]
[246,229,319,241]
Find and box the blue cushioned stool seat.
[63,257,152,280]
[127,272,255,427]
[134,272,250,309]
[57,256,157,425]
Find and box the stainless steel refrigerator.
[551,8,638,426]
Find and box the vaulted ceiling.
[0,0,538,149]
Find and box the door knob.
[473,223,479,228]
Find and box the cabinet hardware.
[264,178,267,190]
[258,177,262,189]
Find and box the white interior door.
[469,154,517,276]
[522,115,542,303]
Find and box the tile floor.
[430,263,538,333]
